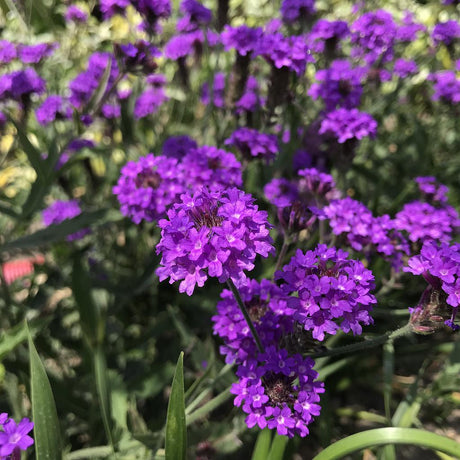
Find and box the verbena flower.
[225,128,278,163]
[221,25,263,56]
[0,415,34,457]
[212,279,294,364]
[0,68,46,101]
[320,197,409,268]
[180,145,242,190]
[308,60,365,110]
[235,76,265,113]
[415,176,448,204]
[177,0,212,32]
[430,71,460,104]
[231,346,324,437]
[36,95,72,125]
[404,241,460,330]
[319,108,377,143]
[280,0,315,24]
[115,40,160,74]
[432,20,460,46]
[393,59,418,79]
[100,0,130,19]
[18,43,57,64]
[65,5,88,23]
[351,10,396,64]
[394,201,460,246]
[156,187,274,295]
[396,12,425,42]
[42,200,89,241]
[0,40,16,64]
[113,154,184,224]
[275,244,377,340]
[307,19,349,54]
[257,32,314,76]
[162,135,197,159]
[133,74,167,119]
[69,52,119,110]
[201,72,225,108]
[130,0,172,27]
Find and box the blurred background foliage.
[0,0,459,459]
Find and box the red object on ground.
[1,255,45,285]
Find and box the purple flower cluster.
[280,0,315,24]
[307,19,349,54]
[394,201,460,245]
[308,60,365,110]
[432,20,460,46]
[113,154,184,224]
[351,10,396,65]
[0,414,34,458]
[115,40,160,74]
[404,241,460,330]
[69,52,119,110]
[156,187,274,295]
[415,176,448,204]
[396,12,425,42]
[42,200,89,241]
[177,0,212,32]
[275,244,377,340]
[133,74,167,118]
[319,108,377,143]
[180,145,243,190]
[225,128,278,163]
[212,279,293,364]
[265,168,340,234]
[393,59,418,79]
[230,346,324,437]
[221,25,263,56]
[35,95,72,125]
[430,71,460,104]
[65,5,88,23]
[0,41,56,64]
[257,33,314,76]
[321,197,409,268]
[100,0,130,19]
[0,68,45,102]
[162,135,197,159]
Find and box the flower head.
[0,416,34,457]
[42,200,89,241]
[225,128,278,163]
[113,154,184,224]
[156,187,274,295]
[275,244,377,339]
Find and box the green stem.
[226,279,265,354]
[273,237,290,275]
[308,324,412,359]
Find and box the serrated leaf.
[165,352,186,460]
[28,330,62,460]
[313,428,460,460]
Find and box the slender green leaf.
[313,428,460,460]
[267,434,288,460]
[65,446,112,460]
[72,255,102,345]
[94,347,115,450]
[165,352,186,460]
[186,385,233,426]
[28,330,62,460]
[85,58,113,115]
[1,209,116,252]
[0,201,20,218]
[10,117,46,179]
[251,429,272,460]
[0,318,50,361]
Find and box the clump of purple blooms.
[0,413,34,458]
[280,0,315,24]
[225,128,278,163]
[404,241,460,330]
[113,154,185,224]
[319,108,377,144]
[275,244,377,340]
[307,19,349,54]
[308,60,365,110]
[231,346,324,437]
[430,71,460,105]
[431,20,460,47]
[156,187,274,295]
[42,200,89,241]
